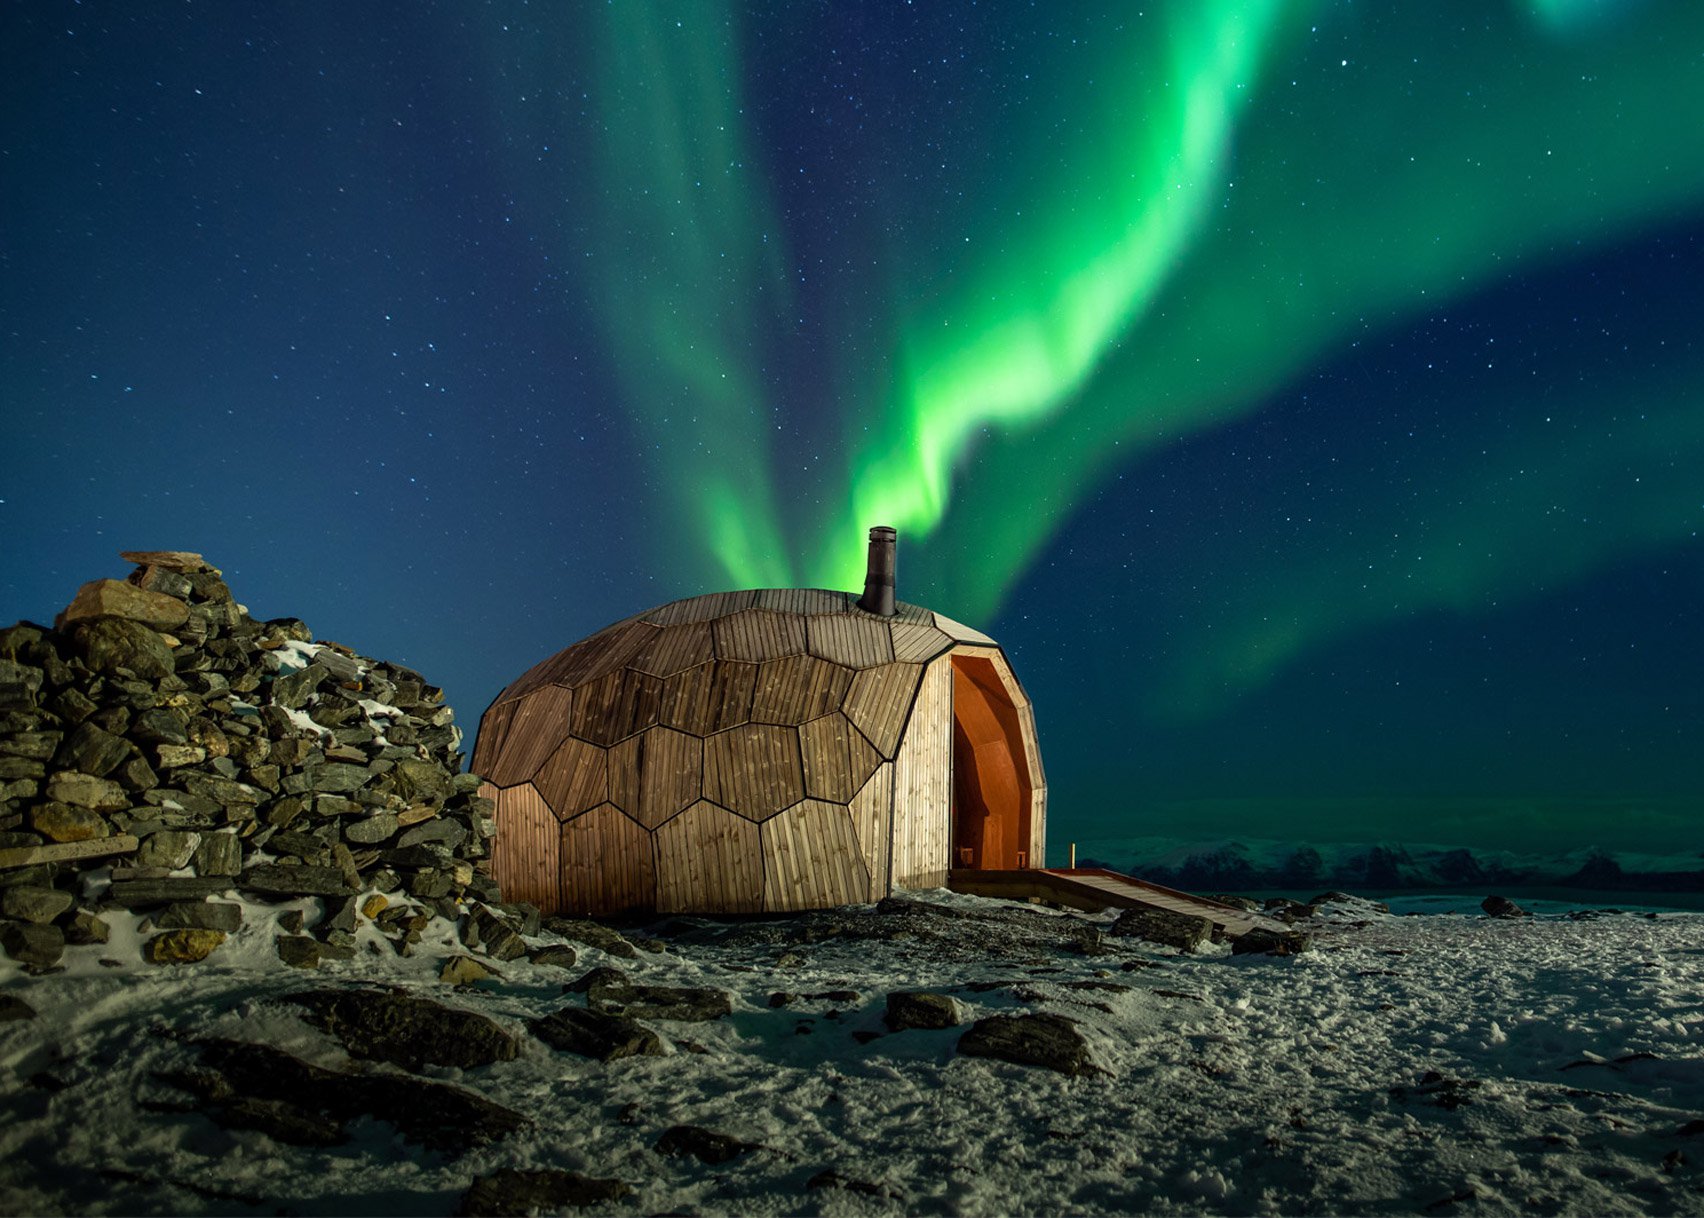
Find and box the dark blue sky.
[4,2,1700,859]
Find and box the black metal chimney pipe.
[856,526,897,616]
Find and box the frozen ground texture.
[1,890,1702,1216]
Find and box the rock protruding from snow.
[957,1012,1102,1076]
[286,988,520,1072]
[1109,906,1214,952]
[457,1168,631,1217]
[186,1036,527,1155]
[1482,894,1531,919]
[654,1124,760,1165]
[530,1005,665,1061]
[0,550,508,972]
[1230,927,1314,956]
[884,990,963,1031]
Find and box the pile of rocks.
[0,550,509,971]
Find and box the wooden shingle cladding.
[476,588,1044,916]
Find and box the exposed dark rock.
[239,864,354,898]
[1109,906,1214,952]
[27,800,114,844]
[1205,893,1262,912]
[287,988,519,1072]
[543,916,639,959]
[0,994,37,1021]
[654,1124,758,1164]
[1390,1071,1483,1111]
[439,955,496,986]
[72,618,175,679]
[190,831,242,876]
[275,935,322,968]
[42,772,128,814]
[527,944,578,970]
[136,829,200,870]
[155,901,242,933]
[215,1096,347,1147]
[1,885,74,924]
[192,1037,526,1155]
[65,910,110,945]
[587,978,731,1022]
[957,1012,1101,1077]
[144,928,225,964]
[1,921,64,967]
[530,1006,664,1061]
[1231,928,1314,956]
[807,1170,903,1200]
[109,876,235,907]
[884,990,963,1031]
[464,904,527,961]
[54,722,132,778]
[58,578,190,631]
[458,1169,631,1217]
[1482,894,1530,919]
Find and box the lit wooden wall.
[474,591,1045,915]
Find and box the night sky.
[4,2,1700,862]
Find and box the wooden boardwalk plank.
[947,868,1288,938]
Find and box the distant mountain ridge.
[1076,836,1704,894]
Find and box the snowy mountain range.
[1074,835,1704,896]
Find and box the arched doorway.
[950,653,1033,870]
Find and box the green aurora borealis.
[4,0,1700,862]
[516,1,1704,706]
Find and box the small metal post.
[1069,842,1077,869]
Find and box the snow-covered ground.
[2,890,1702,1216]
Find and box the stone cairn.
[0,550,516,972]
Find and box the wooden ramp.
[948,867,1287,940]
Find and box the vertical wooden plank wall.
[1017,698,1047,867]
[653,801,764,913]
[849,763,893,899]
[761,799,869,912]
[485,782,560,911]
[560,803,656,915]
[890,655,951,889]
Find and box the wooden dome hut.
[472,528,1045,916]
